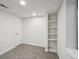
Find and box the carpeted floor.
[0,44,59,59]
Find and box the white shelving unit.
[46,14,57,53]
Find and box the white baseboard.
[22,42,45,48]
[0,42,46,55]
[0,42,21,55]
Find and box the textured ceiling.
[0,0,62,18]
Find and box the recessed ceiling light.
[20,0,26,6]
[32,13,36,16]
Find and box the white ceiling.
[0,0,62,18]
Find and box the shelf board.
[48,39,57,41]
[48,20,57,22]
[48,33,57,35]
[48,27,57,29]
[48,18,57,20]
[48,48,57,52]
[48,21,57,22]
[48,39,57,42]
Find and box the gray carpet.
[0,44,59,59]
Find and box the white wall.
[23,16,48,47]
[66,0,77,49]
[57,0,78,59]
[0,10,47,55]
[57,0,66,58]
[0,10,22,55]
[16,17,23,43]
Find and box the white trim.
[22,42,45,48]
[0,42,21,55]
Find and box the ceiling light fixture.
[32,13,36,16]
[20,0,26,6]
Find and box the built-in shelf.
[46,13,57,53]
